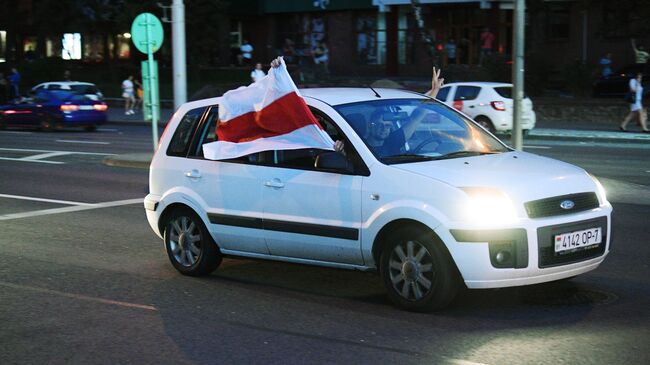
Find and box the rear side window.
[436,86,450,101]
[453,86,481,101]
[167,107,206,157]
[493,87,527,99]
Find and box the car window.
[47,84,63,90]
[190,106,269,164]
[34,91,51,103]
[167,107,206,157]
[453,86,481,101]
[436,86,451,101]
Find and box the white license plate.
[554,227,601,253]
[79,105,93,110]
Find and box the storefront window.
[115,33,131,59]
[62,33,82,60]
[356,12,385,65]
[0,30,6,63]
[277,14,327,65]
[84,35,105,62]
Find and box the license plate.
[79,105,93,110]
[554,227,601,253]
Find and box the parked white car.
[31,81,103,101]
[436,82,536,134]
[145,88,611,311]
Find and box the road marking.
[56,139,111,145]
[0,156,65,164]
[0,281,157,311]
[0,193,96,206]
[97,128,119,132]
[523,145,551,149]
[0,198,143,221]
[19,151,73,161]
[0,147,112,156]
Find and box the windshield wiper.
[433,150,500,160]
[380,154,439,164]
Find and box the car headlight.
[588,173,608,205]
[461,187,518,225]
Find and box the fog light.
[495,250,510,264]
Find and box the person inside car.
[333,66,444,156]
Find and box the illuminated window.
[0,30,6,62]
[62,33,82,60]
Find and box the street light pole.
[172,0,187,110]
[511,0,525,150]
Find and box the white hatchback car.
[436,82,536,134]
[145,88,611,311]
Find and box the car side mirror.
[315,151,353,173]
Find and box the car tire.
[379,225,461,312]
[475,116,496,134]
[39,116,54,132]
[84,125,97,132]
[164,207,222,276]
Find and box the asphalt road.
[1,125,649,365]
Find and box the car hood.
[391,151,596,203]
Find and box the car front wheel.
[164,207,222,276]
[380,226,461,311]
[475,116,496,134]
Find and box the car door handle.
[264,178,285,189]
[469,105,475,108]
[185,169,202,179]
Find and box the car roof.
[33,81,96,88]
[442,82,512,88]
[300,87,427,106]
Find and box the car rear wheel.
[84,125,97,132]
[475,116,496,134]
[39,116,54,131]
[164,207,222,276]
[380,225,461,311]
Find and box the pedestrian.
[445,39,457,65]
[8,68,21,98]
[63,69,72,81]
[121,75,136,115]
[0,73,9,104]
[479,27,495,65]
[599,53,613,77]
[620,72,650,133]
[631,38,649,65]
[250,62,266,83]
[312,41,329,74]
[240,39,253,66]
[134,79,144,112]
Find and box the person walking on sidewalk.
[620,72,650,133]
[121,75,136,115]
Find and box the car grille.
[524,192,599,219]
[537,216,608,268]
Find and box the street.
[1,125,649,365]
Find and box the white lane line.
[20,151,73,161]
[523,145,551,149]
[0,198,143,221]
[97,128,119,132]
[0,281,157,311]
[56,140,111,145]
[0,156,65,164]
[0,147,113,156]
[0,193,95,206]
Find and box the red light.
[93,104,108,111]
[60,104,80,112]
[491,101,506,111]
[452,100,464,111]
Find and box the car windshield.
[334,98,510,164]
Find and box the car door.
[260,108,364,265]
[3,97,39,126]
[181,105,270,255]
[453,85,482,117]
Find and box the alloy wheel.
[388,240,435,301]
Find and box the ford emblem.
[560,200,575,210]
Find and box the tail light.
[60,104,79,112]
[93,104,108,111]
[491,101,506,111]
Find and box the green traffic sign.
[131,13,164,54]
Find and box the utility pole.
[172,0,187,110]
[511,0,525,150]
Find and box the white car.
[436,82,536,134]
[144,88,611,311]
[31,81,103,101]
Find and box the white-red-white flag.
[203,58,334,160]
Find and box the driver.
[334,67,444,156]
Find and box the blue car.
[0,89,108,131]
